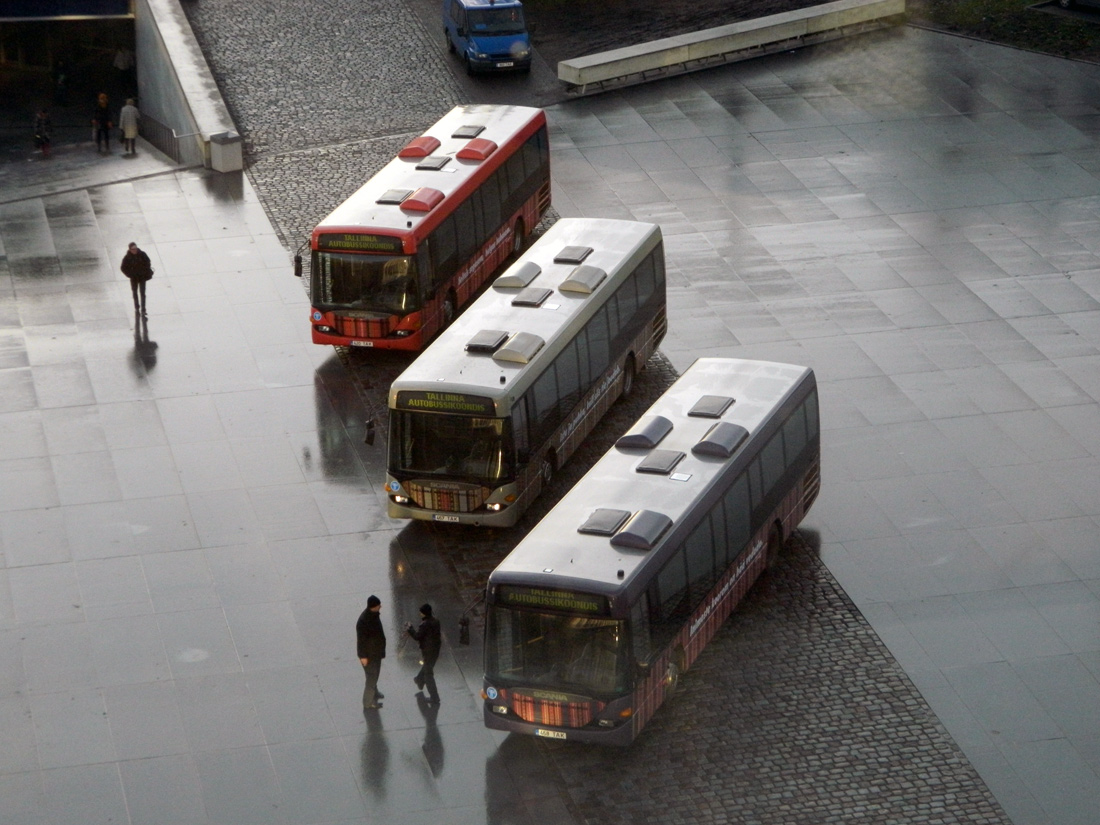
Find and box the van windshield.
[468,7,526,35]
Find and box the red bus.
[294,104,551,349]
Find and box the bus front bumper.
[387,499,520,528]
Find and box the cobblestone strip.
[181,0,464,159]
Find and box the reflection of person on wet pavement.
[356,595,386,709]
[131,315,158,373]
[405,603,441,704]
[418,695,444,777]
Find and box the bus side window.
[588,306,610,377]
[618,275,639,326]
[469,188,485,242]
[784,402,808,461]
[635,253,656,306]
[556,338,582,415]
[505,153,525,200]
[656,551,688,629]
[684,518,716,604]
[631,596,652,665]
[761,430,786,493]
[431,216,458,287]
[455,200,476,262]
[522,133,541,181]
[747,457,764,511]
[512,397,531,464]
[806,388,819,440]
[575,327,592,390]
[532,365,560,444]
[724,473,750,562]
[708,508,727,572]
[481,173,501,232]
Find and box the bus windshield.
[312,251,420,314]
[390,412,515,482]
[468,7,526,35]
[486,608,630,695]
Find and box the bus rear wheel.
[442,290,456,326]
[621,355,636,398]
[665,648,685,696]
[510,220,525,258]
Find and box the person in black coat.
[120,242,153,317]
[356,595,387,709]
[406,603,442,704]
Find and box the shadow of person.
[416,693,445,778]
[359,709,390,802]
[128,312,158,377]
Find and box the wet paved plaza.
[3,9,1100,825]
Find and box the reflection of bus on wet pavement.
[295,103,550,350]
[481,357,821,744]
[385,218,668,528]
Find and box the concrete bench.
[558,0,907,94]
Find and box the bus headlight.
[486,502,502,512]
[393,495,408,504]
[392,329,412,337]
[493,705,509,715]
[314,325,335,334]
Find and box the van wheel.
[464,55,474,75]
[445,30,455,53]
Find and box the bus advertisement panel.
[481,357,821,744]
[296,104,550,350]
[386,218,668,527]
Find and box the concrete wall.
[134,0,240,170]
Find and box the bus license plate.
[497,61,514,68]
[350,340,374,347]
[433,514,460,523]
[536,729,566,739]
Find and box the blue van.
[443,0,532,74]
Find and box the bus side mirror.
[293,254,302,278]
[459,616,470,646]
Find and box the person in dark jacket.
[356,595,387,709]
[92,92,112,152]
[406,603,442,704]
[120,242,153,317]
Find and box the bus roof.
[388,218,662,411]
[488,358,815,601]
[313,104,545,241]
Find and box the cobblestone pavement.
[179,2,1017,823]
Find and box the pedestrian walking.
[119,99,140,155]
[92,92,112,152]
[406,603,442,704]
[34,108,52,158]
[356,595,387,709]
[113,46,136,93]
[120,242,153,317]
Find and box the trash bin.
[209,130,242,172]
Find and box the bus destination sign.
[498,586,609,615]
[317,233,405,254]
[395,391,496,416]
